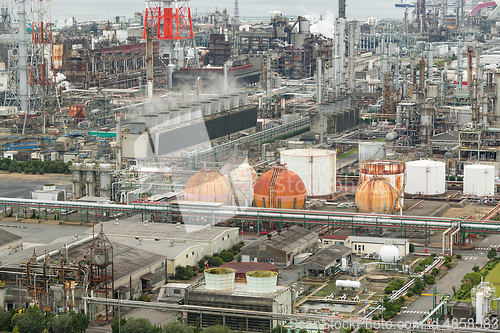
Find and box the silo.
[280,149,336,197]
[464,164,495,197]
[246,271,277,293]
[210,98,221,114]
[405,160,446,195]
[99,163,113,198]
[359,160,405,209]
[204,268,236,290]
[229,94,240,108]
[200,101,211,116]
[358,142,386,161]
[220,96,231,111]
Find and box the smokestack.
[339,0,346,19]
[348,23,355,91]
[18,0,28,135]
[116,117,122,173]
[267,54,272,113]
[317,57,322,104]
[146,28,153,98]
[457,40,462,90]
[495,70,500,127]
[224,63,228,94]
[427,45,433,79]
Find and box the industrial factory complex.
[2,0,500,332]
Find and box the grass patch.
[486,260,500,309]
[338,149,358,159]
[376,138,385,142]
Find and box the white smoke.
[308,11,336,38]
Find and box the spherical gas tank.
[379,245,399,263]
[184,167,233,204]
[355,178,396,214]
[254,165,307,209]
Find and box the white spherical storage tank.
[246,271,278,293]
[464,165,495,197]
[280,149,336,197]
[405,160,446,195]
[379,245,400,263]
[204,268,235,291]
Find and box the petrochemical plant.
[2,0,500,331]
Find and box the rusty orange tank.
[355,178,396,214]
[184,167,233,204]
[254,165,307,209]
[359,160,405,210]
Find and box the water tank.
[464,164,495,197]
[184,167,233,204]
[298,19,310,34]
[359,160,405,210]
[386,132,398,141]
[355,178,396,214]
[379,245,399,263]
[405,160,446,195]
[200,102,211,116]
[246,271,278,293]
[229,94,240,109]
[280,149,336,197]
[220,96,231,111]
[254,165,307,209]
[204,268,235,290]
[358,142,386,161]
[129,122,146,134]
[335,280,361,289]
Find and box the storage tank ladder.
[269,167,280,208]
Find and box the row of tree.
[0,307,88,333]
[0,158,70,175]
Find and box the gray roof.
[109,237,204,260]
[2,237,165,282]
[348,236,407,246]
[0,228,22,247]
[297,244,351,271]
[242,226,318,254]
[84,217,238,242]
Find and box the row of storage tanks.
[204,268,278,293]
[134,93,249,130]
[182,149,496,213]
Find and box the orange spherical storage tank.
[184,167,233,204]
[254,164,307,209]
[355,178,397,214]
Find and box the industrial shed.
[240,226,318,267]
[297,244,351,278]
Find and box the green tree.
[163,321,195,333]
[409,243,415,253]
[219,251,234,262]
[202,325,233,333]
[488,249,497,259]
[212,256,223,266]
[12,306,46,333]
[121,318,156,333]
[47,313,74,333]
[111,318,127,333]
[452,285,457,297]
[69,311,89,333]
[472,265,480,272]
[271,326,288,333]
[0,309,14,332]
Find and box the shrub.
[456,254,462,259]
[407,290,414,297]
[449,175,456,181]
[409,243,415,253]
[431,253,437,257]
[219,251,234,262]
[431,268,439,276]
[372,314,379,321]
[424,275,435,284]
[414,266,423,272]
[445,262,452,268]
[472,265,480,273]
[236,253,242,262]
[137,294,150,302]
[212,256,223,266]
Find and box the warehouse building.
[345,236,409,257]
[297,244,351,278]
[240,226,318,267]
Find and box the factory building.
[0,230,23,259]
[240,226,318,267]
[85,217,240,256]
[297,244,351,278]
[344,237,409,257]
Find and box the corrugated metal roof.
[242,226,318,253]
[297,244,351,271]
[0,228,21,247]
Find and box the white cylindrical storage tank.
[405,160,446,195]
[464,164,495,197]
[280,149,336,197]
[210,98,221,114]
[379,245,399,263]
[144,114,159,129]
[200,101,211,116]
[204,268,235,291]
[476,292,484,325]
[341,257,347,270]
[282,114,292,125]
[158,111,170,127]
[238,91,249,105]
[229,94,240,108]
[179,107,191,121]
[358,142,386,161]
[386,132,398,141]
[99,164,113,190]
[190,103,202,119]
[298,20,310,34]
[221,96,231,111]
[169,109,181,124]
[246,271,278,293]
[335,280,361,289]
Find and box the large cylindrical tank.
[204,268,235,291]
[254,165,307,209]
[184,167,233,204]
[335,280,361,289]
[358,142,386,161]
[169,109,181,124]
[386,132,398,141]
[379,244,399,263]
[220,96,231,111]
[355,178,396,214]
[246,271,278,293]
[464,164,495,197]
[280,149,336,197]
[200,102,211,116]
[359,160,405,209]
[298,19,310,34]
[405,160,446,195]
